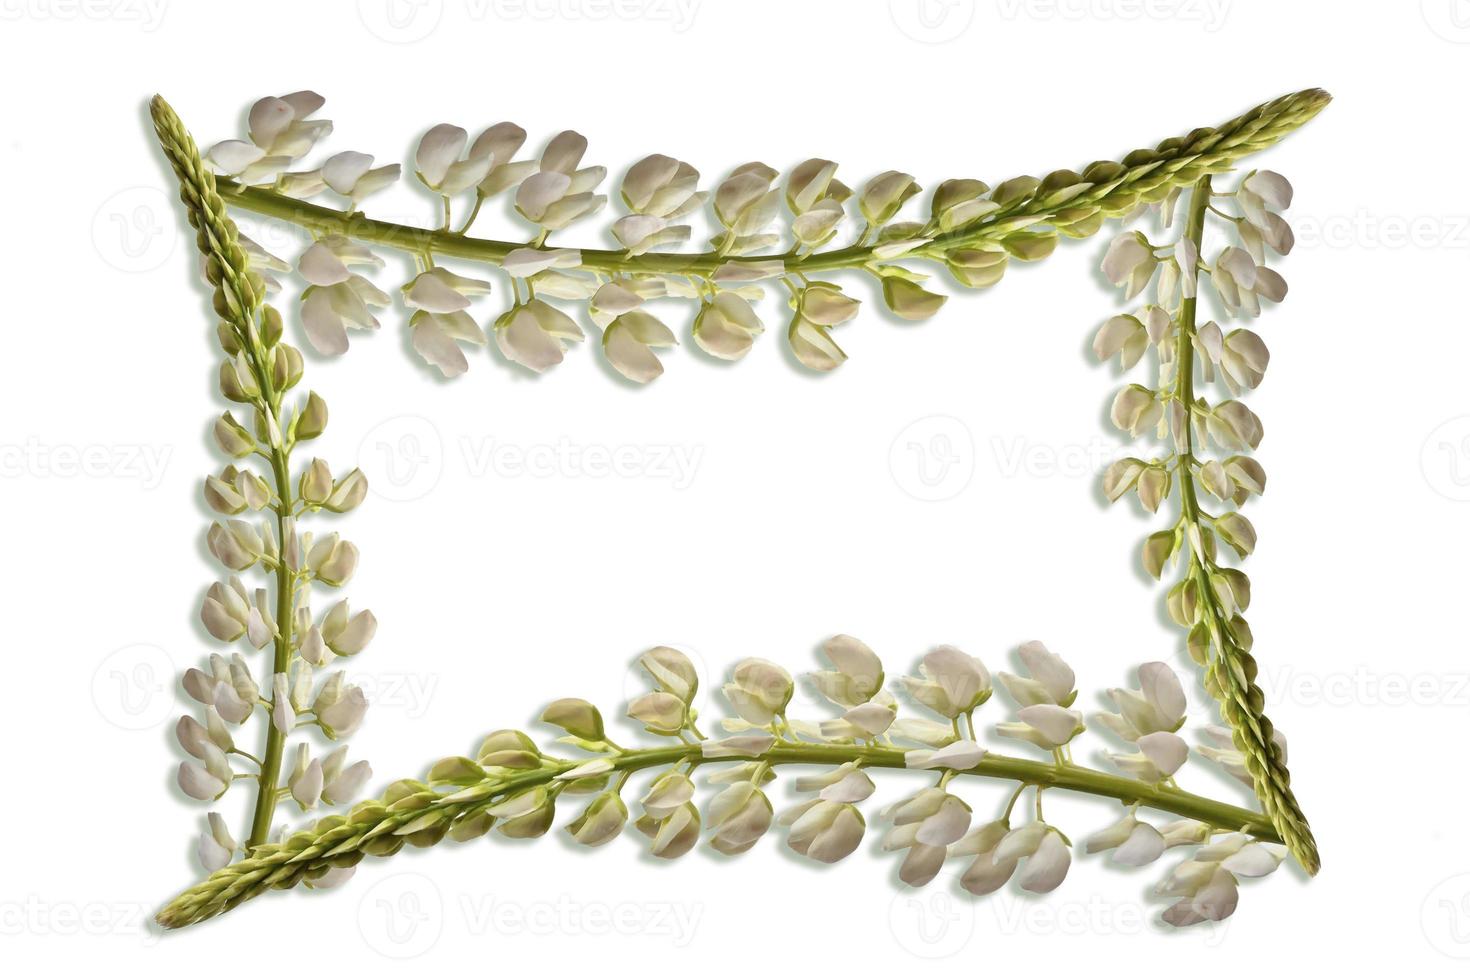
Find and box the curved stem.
[157,738,1275,928]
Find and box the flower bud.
[567,792,628,847]
[638,646,698,702]
[540,698,605,742]
[859,170,919,225]
[325,469,368,512]
[299,458,333,505]
[213,413,256,458]
[722,658,793,724]
[296,391,328,441]
[322,601,377,656]
[1110,384,1161,437]
[307,533,359,586]
[945,247,1007,289]
[799,282,860,326]
[880,277,946,321]
[627,691,686,735]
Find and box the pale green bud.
[540,698,605,742]
[296,391,328,441]
[880,277,947,321]
[299,458,333,506]
[213,413,256,458]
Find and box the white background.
[3,0,1468,972]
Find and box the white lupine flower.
[701,733,776,759]
[401,267,491,378]
[905,738,985,771]
[320,745,372,804]
[320,151,399,205]
[793,762,876,804]
[313,672,368,738]
[809,634,884,708]
[175,709,231,759]
[1236,170,1294,258]
[818,690,897,740]
[197,812,236,872]
[637,801,701,859]
[178,741,232,801]
[641,771,696,820]
[208,91,330,183]
[788,314,846,371]
[1211,246,1286,317]
[882,788,973,886]
[306,532,359,586]
[786,158,841,215]
[467,121,534,196]
[501,247,581,279]
[513,131,607,230]
[1106,730,1189,782]
[614,153,702,254]
[996,821,1072,893]
[628,691,687,735]
[1197,322,1270,392]
[1156,835,1284,926]
[603,310,677,384]
[707,780,773,855]
[320,600,376,657]
[1158,819,1213,849]
[780,799,865,864]
[1086,813,1166,866]
[995,703,1084,750]
[638,646,699,703]
[799,283,860,326]
[997,640,1077,707]
[1206,400,1264,452]
[415,124,494,194]
[298,237,390,356]
[568,792,628,847]
[1110,383,1162,438]
[494,299,584,373]
[200,577,252,642]
[954,820,1017,895]
[288,744,323,809]
[692,292,764,360]
[859,170,920,225]
[1198,725,1286,785]
[1102,231,1158,299]
[900,645,991,718]
[888,717,959,747]
[1092,313,1149,369]
[722,658,794,725]
[182,653,254,723]
[792,196,847,247]
[713,162,780,238]
[587,278,651,328]
[1096,661,1186,741]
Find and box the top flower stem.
[211,87,1330,282]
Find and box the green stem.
[1170,176,1319,873]
[158,738,1275,929]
